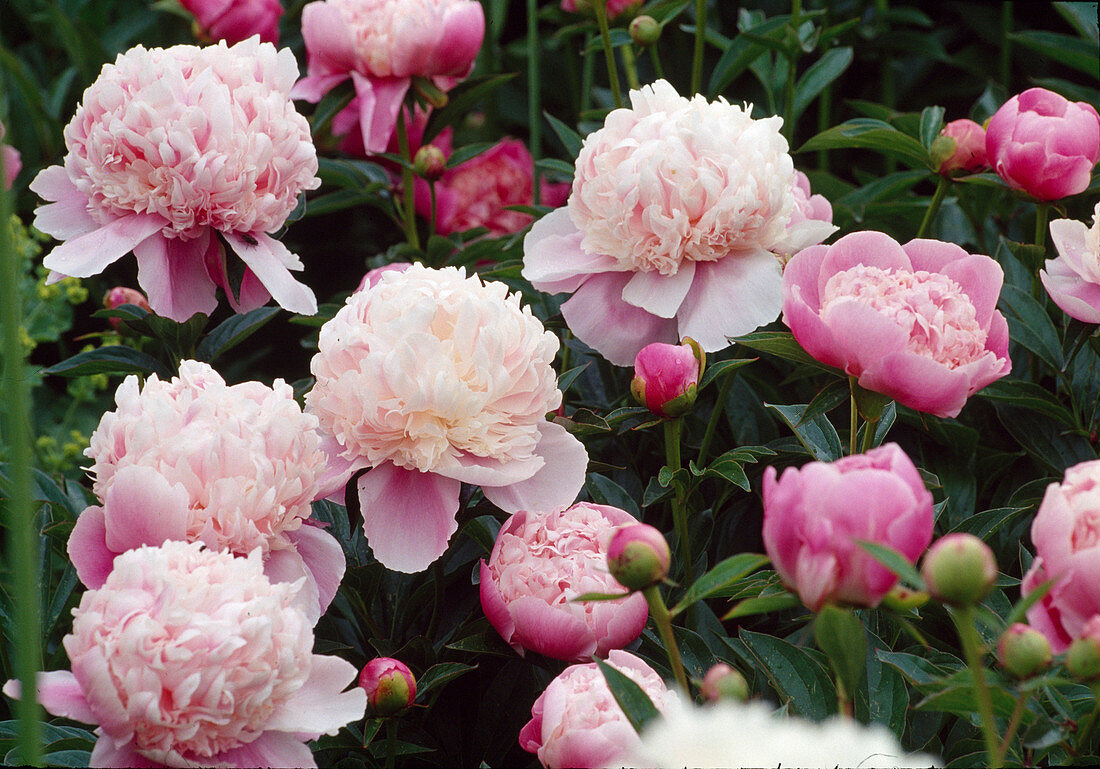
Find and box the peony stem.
[782,0,802,142]
[849,377,859,456]
[593,0,623,108]
[643,584,690,694]
[664,417,692,584]
[916,175,950,239]
[526,0,542,204]
[691,0,707,95]
[995,692,1029,766]
[395,108,420,251]
[1034,203,1050,253]
[428,182,438,243]
[952,606,1000,764]
[384,717,398,769]
[621,43,641,91]
[0,151,43,767]
[649,44,666,81]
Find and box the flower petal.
[67,506,114,590]
[101,466,190,555]
[224,232,317,316]
[214,731,318,769]
[677,249,782,352]
[621,262,696,319]
[561,272,679,366]
[4,671,97,725]
[351,72,410,155]
[286,523,347,617]
[509,596,596,661]
[481,421,588,514]
[42,212,165,279]
[266,654,366,738]
[522,208,620,295]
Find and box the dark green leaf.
[698,357,755,390]
[424,73,518,142]
[586,473,641,519]
[693,455,751,491]
[43,346,171,379]
[1006,579,1054,627]
[573,590,635,602]
[444,632,517,658]
[415,662,477,700]
[799,379,850,425]
[670,553,770,616]
[721,591,801,619]
[994,404,1096,475]
[876,650,948,686]
[708,15,789,95]
[764,403,843,461]
[948,506,1030,541]
[195,307,280,363]
[738,629,836,720]
[998,285,1063,370]
[459,515,501,556]
[856,540,925,589]
[1009,31,1100,78]
[317,157,391,190]
[977,379,1077,428]
[814,606,866,699]
[557,363,590,393]
[543,111,584,159]
[535,157,575,179]
[797,120,932,168]
[310,79,356,136]
[918,105,946,149]
[445,142,498,168]
[732,331,839,373]
[595,659,662,734]
[792,47,853,125]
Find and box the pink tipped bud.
[413,144,448,182]
[359,658,417,717]
[880,584,930,611]
[607,523,670,591]
[629,15,661,46]
[630,338,704,419]
[933,119,988,176]
[921,533,998,606]
[998,623,1052,678]
[103,287,151,329]
[701,663,749,702]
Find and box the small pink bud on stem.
[359,658,417,717]
[607,523,670,592]
[921,533,997,606]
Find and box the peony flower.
[762,443,934,612]
[3,541,366,768]
[359,657,417,716]
[479,503,648,661]
[519,649,677,769]
[414,138,571,237]
[1,120,20,190]
[31,38,319,322]
[180,0,284,45]
[73,360,341,622]
[522,79,835,366]
[1022,459,1100,652]
[628,699,939,768]
[933,118,988,176]
[631,339,703,418]
[985,87,1100,201]
[306,264,589,573]
[1040,202,1100,324]
[782,230,1011,418]
[292,0,484,154]
[561,0,641,19]
[355,261,412,293]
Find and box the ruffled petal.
[677,249,783,352]
[522,208,620,295]
[265,654,366,738]
[481,421,588,514]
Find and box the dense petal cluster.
[4,542,366,768]
[1040,202,1100,323]
[32,38,319,320]
[480,503,648,661]
[523,79,835,365]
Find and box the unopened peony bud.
[359,658,417,716]
[1067,637,1100,681]
[414,145,448,182]
[103,287,151,330]
[701,663,749,702]
[880,584,929,611]
[607,523,670,591]
[921,533,998,606]
[629,15,661,46]
[998,623,1052,678]
[932,119,988,176]
[631,338,704,418]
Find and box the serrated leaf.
[595,659,662,734]
[856,541,925,589]
[43,345,171,379]
[195,306,280,363]
[670,553,770,616]
[722,591,801,619]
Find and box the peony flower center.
[331,0,466,77]
[821,265,988,369]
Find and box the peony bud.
[631,338,704,418]
[629,15,661,46]
[921,534,998,606]
[359,658,417,717]
[933,119,988,176]
[880,584,930,611]
[607,523,670,591]
[1067,637,1100,681]
[701,663,749,703]
[413,144,448,182]
[103,287,151,330]
[997,623,1052,678]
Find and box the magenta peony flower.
[479,503,648,661]
[73,360,341,622]
[782,230,1011,418]
[306,264,589,573]
[181,0,283,45]
[31,38,319,321]
[292,0,484,154]
[1,121,20,190]
[985,87,1100,201]
[762,443,934,612]
[414,138,571,236]
[522,80,835,366]
[519,649,676,769]
[1022,459,1100,652]
[3,541,366,768]
[1040,202,1100,324]
[935,119,988,176]
[561,0,641,19]
[631,339,703,418]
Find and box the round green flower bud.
[997,623,1052,679]
[629,15,661,46]
[607,523,670,591]
[701,663,749,703]
[413,145,447,182]
[920,533,997,606]
[1067,637,1100,681]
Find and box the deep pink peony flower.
[935,119,988,176]
[782,230,1011,418]
[561,0,640,19]
[306,265,589,573]
[522,80,835,366]
[985,87,1100,201]
[180,0,284,44]
[762,443,934,612]
[73,360,342,622]
[3,541,366,768]
[1,121,20,190]
[479,503,648,661]
[292,0,484,154]
[414,138,571,236]
[1040,202,1100,324]
[1022,459,1100,652]
[31,39,319,321]
[519,649,676,769]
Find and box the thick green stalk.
[953,607,1000,764]
[642,585,689,693]
[593,0,623,108]
[428,183,439,243]
[782,0,802,142]
[916,176,950,239]
[664,417,692,584]
[384,718,398,769]
[621,43,641,91]
[849,380,859,456]
[581,33,596,115]
[526,0,542,204]
[1034,203,1050,252]
[691,0,707,95]
[648,44,666,81]
[395,110,420,251]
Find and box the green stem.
[691,0,707,95]
[995,692,1029,766]
[697,370,735,466]
[835,677,853,718]
[395,110,420,251]
[953,606,1000,764]
[593,0,623,108]
[664,417,692,583]
[849,379,859,457]
[1034,203,1050,252]
[875,0,896,175]
[1,143,42,767]
[384,718,398,769]
[860,417,879,453]
[428,182,438,244]
[581,33,596,115]
[527,0,542,204]
[621,44,641,91]
[783,0,802,142]
[916,176,950,239]
[648,44,666,81]
[999,3,1013,89]
[642,585,689,693]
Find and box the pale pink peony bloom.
[985,87,1100,201]
[180,0,284,44]
[762,443,934,612]
[780,170,834,264]
[355,261,412,293]
[3,541,366,768]
[1040,202,1100,324]
[1,121,20,190]
[522,80,836,366]
[479,502,648,661]
[73,360,342,622]
[561,0,640,19]
[519,649,677,769]
[31,38,319,322]
[292,0,484,154]
[414,138,571,236]
[935,119,988,176]
[782,230,1011,418]
[306,264,589,573]
[1022,459,1100,652]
